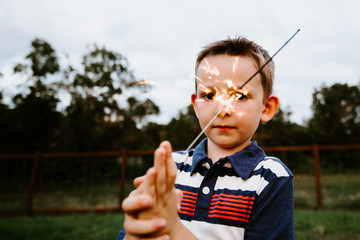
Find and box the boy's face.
[192,54,276,152]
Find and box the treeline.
[0,38,359,172]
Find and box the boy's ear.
[260,95,280,123]
[191,93,199,118]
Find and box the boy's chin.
[208,138,251,151]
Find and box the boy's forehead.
[197,54,237,71]
[196,54,260,89]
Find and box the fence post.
[26,152,40,216]
[313,144,322,209]
[119,149,127,210]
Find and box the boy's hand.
[122,167,168,239]
[122,141,177,238]
[137,141,179,224]
[122,141,196,240]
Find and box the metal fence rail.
[0,144,359,217]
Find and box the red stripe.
[210,200,253,209]
[212,193,255,200]
[182,190,198,196]
[183,194,197,200]
[212,196,254,204]
[208,214,249,222]
[181,202,196,208]
[209,209,249,218]
[182,198,196,204]
[179,210,194,215]
[210,205,250,214]
[180,206,195,211]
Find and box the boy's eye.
[201,92,216,101]
[236,92,247,101]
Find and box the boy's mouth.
[213,125,235,131]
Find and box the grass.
[321,174,360,209]
[295,210,360,240]
[293,174,360,209]
[2,174,359,212]
[0,210,359,240]
[0,213,124,240]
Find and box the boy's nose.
[218,104,232,118]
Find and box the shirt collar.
[190,138,266,180]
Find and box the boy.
[117,37,294,239]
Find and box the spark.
[203,57,220,76]
[195,75,204,83]
[232,57,239,73]
[226,80,233,88]
[135,76,156,85]
[135,80,147,85]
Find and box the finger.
[160,141,177,189]
[160,141,173,160]
[138,167,156,197]
[122,194,153,213]
[123,216,167,236]
[154,146,167,196]
[134,175,146,188]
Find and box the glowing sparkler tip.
[135,76,156,86]
[135,80,146,85]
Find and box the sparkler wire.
[185,107,222,152]
[239,29,300,89]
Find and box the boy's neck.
[206,139,251,163]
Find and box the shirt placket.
[193,160,220,221]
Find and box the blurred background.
[0,0,359,239]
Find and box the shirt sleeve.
[244,176,295,240]
[115,229,126,240]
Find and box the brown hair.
[195,37,275,102]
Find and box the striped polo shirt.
[173,139,294,240]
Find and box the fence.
[0,144,359,217]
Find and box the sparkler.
[184,29,301,152]
[135,75,156,85]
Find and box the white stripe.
[175,170,204,188]
[181,219,244,240]
[173,152,193,164]
[214,174,269,194]
[257,177,270,194]
[255,157,290,177]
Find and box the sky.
[0,0,359,125]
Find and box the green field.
[0,210,359,240]
[1,173,359,239]
[294,174,360,209]
[2,174,359,212]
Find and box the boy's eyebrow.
[197,85,215,93]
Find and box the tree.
[14,38,60,79]
[307,83,360,172]
[0,39,160,153]
[5,38,62,153]
[0,92,12,152]
[308,83,360,144]
[58,45,160,151]
[254,107,308,147]
[253,107,311,173]
[164,105,202,150]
